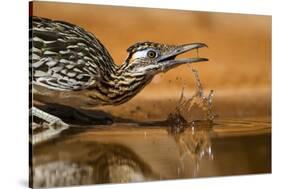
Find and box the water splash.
[167,66,216,134]
[189,67,216,121]
[167,65,216,177]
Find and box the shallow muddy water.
[32,116,271,187]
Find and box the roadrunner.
[30,17,208,131]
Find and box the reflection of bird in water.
[30,17,208,138]
[32,141,156,187]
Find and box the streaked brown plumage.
[30,16,207,109]
[29,16,208,132]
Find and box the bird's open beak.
[157,43,208,71]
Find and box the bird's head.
[109,41,208,105]
[121,41,208,78]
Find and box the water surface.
[32,117,271,187]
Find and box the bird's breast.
[32,84,103,108]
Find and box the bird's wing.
[30,17,115,91]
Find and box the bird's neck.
[90,61,152,106]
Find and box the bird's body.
[30,16,208,135]
[31,17,157,108]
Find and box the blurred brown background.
[32,1,271,119]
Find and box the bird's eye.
[147,50,157,58]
